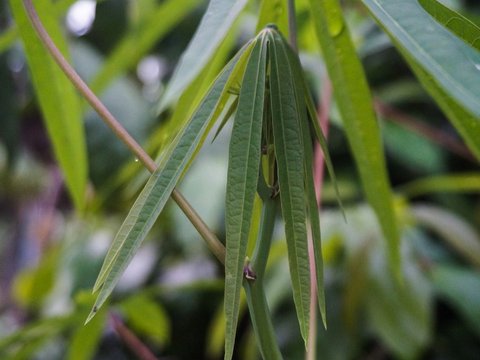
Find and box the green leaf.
[308,0,400,273]
[67,293,107,360]
[269,30,310,344]
[399,173,480,198]
[90,0,198,94]
[224,35,267,360]
[158,0,248,111]
[419,0,480,51]
[10,0,87,210]
[279,33,327,327]
[411,204,480,267]
[361,0,480,120]
[87,47,253,322]
[120,293,170,345]
[256,0,289,37]
[404,54,480,160]
[431,265,480,336]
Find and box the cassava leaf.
[224,34,268,360]
[361,0,480,119]
[10,0,87,210]
[419,0,480,51]
[269,30,311,344]
[158,0,248,112]
[276,31,327,327]
[308,0,400,274]
[87,44,255,322]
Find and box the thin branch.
[110,313,159,360]
[22,0,225,264]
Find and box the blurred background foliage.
[1,0,480,359]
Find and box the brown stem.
[110,313,159,360]
[22,0,225,264]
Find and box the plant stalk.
[244,198,283,360]
[22,0,226,264]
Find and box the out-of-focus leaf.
[12,247,59,310]
[362,0,480,159]
[224,36,267,360]
[308,0,400,274]
[419,0,480,51]
[158,0,248,111]
[120,293,170,345]
[0,26,17,53]
[411,204,480,267]
[431,265,480,336]
[90,0,198,94]
[88,43,256,322]
[400,173,480,198]
[366,247,432,359]
[269,31,310,344]
[10,0,87,209]
[255,0,289,37]
[67,293,107,360]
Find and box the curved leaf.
[308,0,400,273]
[224,35,268,360]
[361,0,480,119]
[87,45,255,322]
[400,173,480,198]
[10,0,87,210]
[269,31,310,344]
[158,0,248,112]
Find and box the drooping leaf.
[277,31,327,327]
[269,30,310,344]
[10,0,87,210]
[158,0,248,111]
[224,34,267,360]
[363,0,480,157]
[419,0,480,51]
[90,0,198,94]
[308,0,400,273]
[87,44,255,322]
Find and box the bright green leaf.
[10,0,87,210]
[400,173,480,198]
[308,0,400,274]
[158,0,248,111]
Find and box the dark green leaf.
[269,30,310,343]
[224,34,267,360]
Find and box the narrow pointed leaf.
[224,36,267,360]
[89,0,198,94]
[269,31,310,344]
[10,0,87,210]
[87,50,251,321]
[275,33,327,327]
[158,0,248,111]
[308,0,400,274]
[361,0,480,119]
